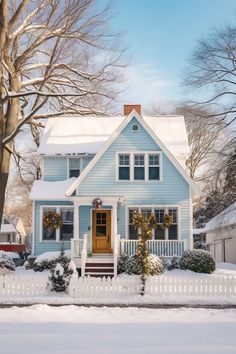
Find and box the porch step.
[85,259,114,277]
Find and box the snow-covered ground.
[0,305,236,354]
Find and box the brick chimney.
[124,104,141,116]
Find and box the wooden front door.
[92,210,111,253]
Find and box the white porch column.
[73,203,79,240]
[111,202,118,250]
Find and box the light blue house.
[30,105,198,276]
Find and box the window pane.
[149,166,159,180]
[119,154,129,166]
[43,227,56,241]
[149,155,159,165]
[134,166,145,180]
[129,225,138,240]
[96,226,106,236]
[61,209,73,222]
[169,225,178,240]
[134,154,144,165]
[155,209,164,224]
[96,212,106,225]
[60,224,73,241]
[69,169,80,178]
[129,209,138,223]
[42,208,57,241]
[169,209,177,224]
[141,208,152,219]
[155,228,165,240]
[119,166,130,180]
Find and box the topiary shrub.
[118,254,129,274]
[0,252,16,272]
[180,249,215,274]
[125,254,164,275]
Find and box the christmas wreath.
[162,214,173,229]
[43,211,62,230]
[92,198,103,209]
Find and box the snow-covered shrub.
[180,249,215,273]
[48,244,76,292]
[34,259,55,272]
[118,254,129,274]
[168,256,180,270]
[0,251,15,272]
[125,254,164,275]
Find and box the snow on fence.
[0,274,49,297]
[69,275,236,299]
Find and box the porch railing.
[71,239,84,259]
[120,240,185,257]
[81,234,88,277]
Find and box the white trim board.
[66,110,200,197]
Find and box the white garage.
[205,202,236,264]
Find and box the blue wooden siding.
[43,156,94,181]
[34,200,73,256]
[77,117,190,247]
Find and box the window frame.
[67,158,82,179]
[116,151,162,182]
[40,205,74,242]
[126,205,180,240]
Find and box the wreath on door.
[92,198,103,209]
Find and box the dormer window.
[69,158,81,178]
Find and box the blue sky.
[111,0,236,108]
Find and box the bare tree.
[0,0,126,225]
[176,105,225,180]
[184,24,236,129]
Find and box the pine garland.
[43,211,62,230]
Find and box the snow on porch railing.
[81,234,88,278]
[69,275,236,299]
[120,240,185,257]
[0,274,49,297]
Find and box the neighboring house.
[205,201,236,264]
[30,104,198,276]
[0,217,27,245]
[193,228,206,249]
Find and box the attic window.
[131,124,140,132]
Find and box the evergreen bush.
[0,252,15,272]
[180,249,215,273]
[118,254,129,274]
[125,254,164,275]
[34,259,55,272]
[48,243,76,292]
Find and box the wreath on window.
[162,214,173,229]
[92,198,103,209]
[43,211,62,230]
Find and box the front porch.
[71,235,185,277]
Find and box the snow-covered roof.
[193,228,206,235]
[29,178,76,200]
[204,201,236,232]
[38,115,189,165]
[0,223,16,234]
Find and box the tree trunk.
[0,148,11,225]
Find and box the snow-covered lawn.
[0,305,236,354]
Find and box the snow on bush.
[118,254,129,274]
[124,254,164,276]
[180,249,216,274]
[34,250,71,272]
[0,251,16,272]
[48,244,76,292]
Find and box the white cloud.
[119,63,178,107]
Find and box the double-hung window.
[69,158,81,178]
[128,208,139,239]
[42,206,74,242]
[119,154,130,180]
[149,154,160,180]
[154,208,165,240]
[134,154,145,180]
[168,208,178,240]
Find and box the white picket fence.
[0,274,235,300]
[68,275,236,299]
[0,275,49,297]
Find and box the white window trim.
[40,205,74,243]
[67,157,83,179]
[125,205,180,240]
[116,151,163,182]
